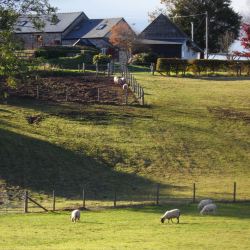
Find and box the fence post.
[233,182,237,202]
[82,188,85,208]
[156,184,160,205]
[96,63,99,76]
[114,190,117,208]
[52,190,56,211]
[193,183,196,203]
[107,63,110,77]
[97,88,100,102]
[65,88,68,101]
[24,190,28,213]
[150,63,155,75]
[36,85,39,99]
[141,89,144,106]
[82,63,85,73]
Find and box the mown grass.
[0,71,250,203]
[0,204,250,249]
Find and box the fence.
[120,64,145,105]
[0,181,249,214]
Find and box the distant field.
[0,71,250,206]
[0,204,249,250]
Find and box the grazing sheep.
[198,199,213,211]
[71,209,80,222]
[120,77,126,85]
[200,203,217,215]
[122,83,128,90]
[114,76,122,85]
[161,209,180,224]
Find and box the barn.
[136,14,202,59]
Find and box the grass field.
[0,204,250,249]
[0,71,250,203]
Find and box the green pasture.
[0,204,250,250]
[0,71,250,202]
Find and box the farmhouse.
[14,11,130,54]
[136,14,202,59]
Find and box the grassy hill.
[0,72,250,205]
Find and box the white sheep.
[114,76,122,84]
[71,209,80,222]
[198,199,213,211]
[120,77,126,85]
[122,83,128,90]
[161,209,180,224]
[200,203,217,215]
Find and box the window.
[18,21,28,27]
[96,24,106,30]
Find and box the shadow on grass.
[0,128,180,200]
[7,97,153,125]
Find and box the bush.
[35,46,82,59]
[157,58,250,76]
[156,58,188,75]
[132,52,158,65]
[93,54,112,64]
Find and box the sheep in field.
[161,209,180,224]
[200,203,217,215]
[198,199,213,211]
[114,76,121,84]
[71,209,80,222]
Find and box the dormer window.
[96,24,106,30]
[18,21,28,27]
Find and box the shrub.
[93,54,112,64]
[156,58,188,75]
[132,52,158,65]
[35,46,82,59]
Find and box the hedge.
[34,46,82,59]
[156,58,250,76]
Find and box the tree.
[218,31,235,59]
[109,22,136,63]
[234,23,250,59]
[0,0,57,98]
[149,0,242,53]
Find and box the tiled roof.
[64,18,123,39]
[15,12,87,33]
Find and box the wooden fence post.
[233,182,237,202]
[24,190,28,213]
[193,183,196,203]
[96,63,99,76]
[82,63,85,73]
[114,190,117,208]
[52,190,55,211]
[82,188,85,208]
[97,88,100,102]
[65,88,68,102]
[156,184,160,205]
[141,89,144,106]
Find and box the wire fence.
[1,181,249,214]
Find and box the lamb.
[161,209,180,224]
[71,209,80,222]
[200,203,217,215]
[198,199,213,211]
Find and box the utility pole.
[191,22,194,41]
[205,11,209,59]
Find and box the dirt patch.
[208,106,250,123]
[8,76,138,105]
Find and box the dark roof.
[139,14,188,41]
[64,18,123,40]
[15,12,87,33]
